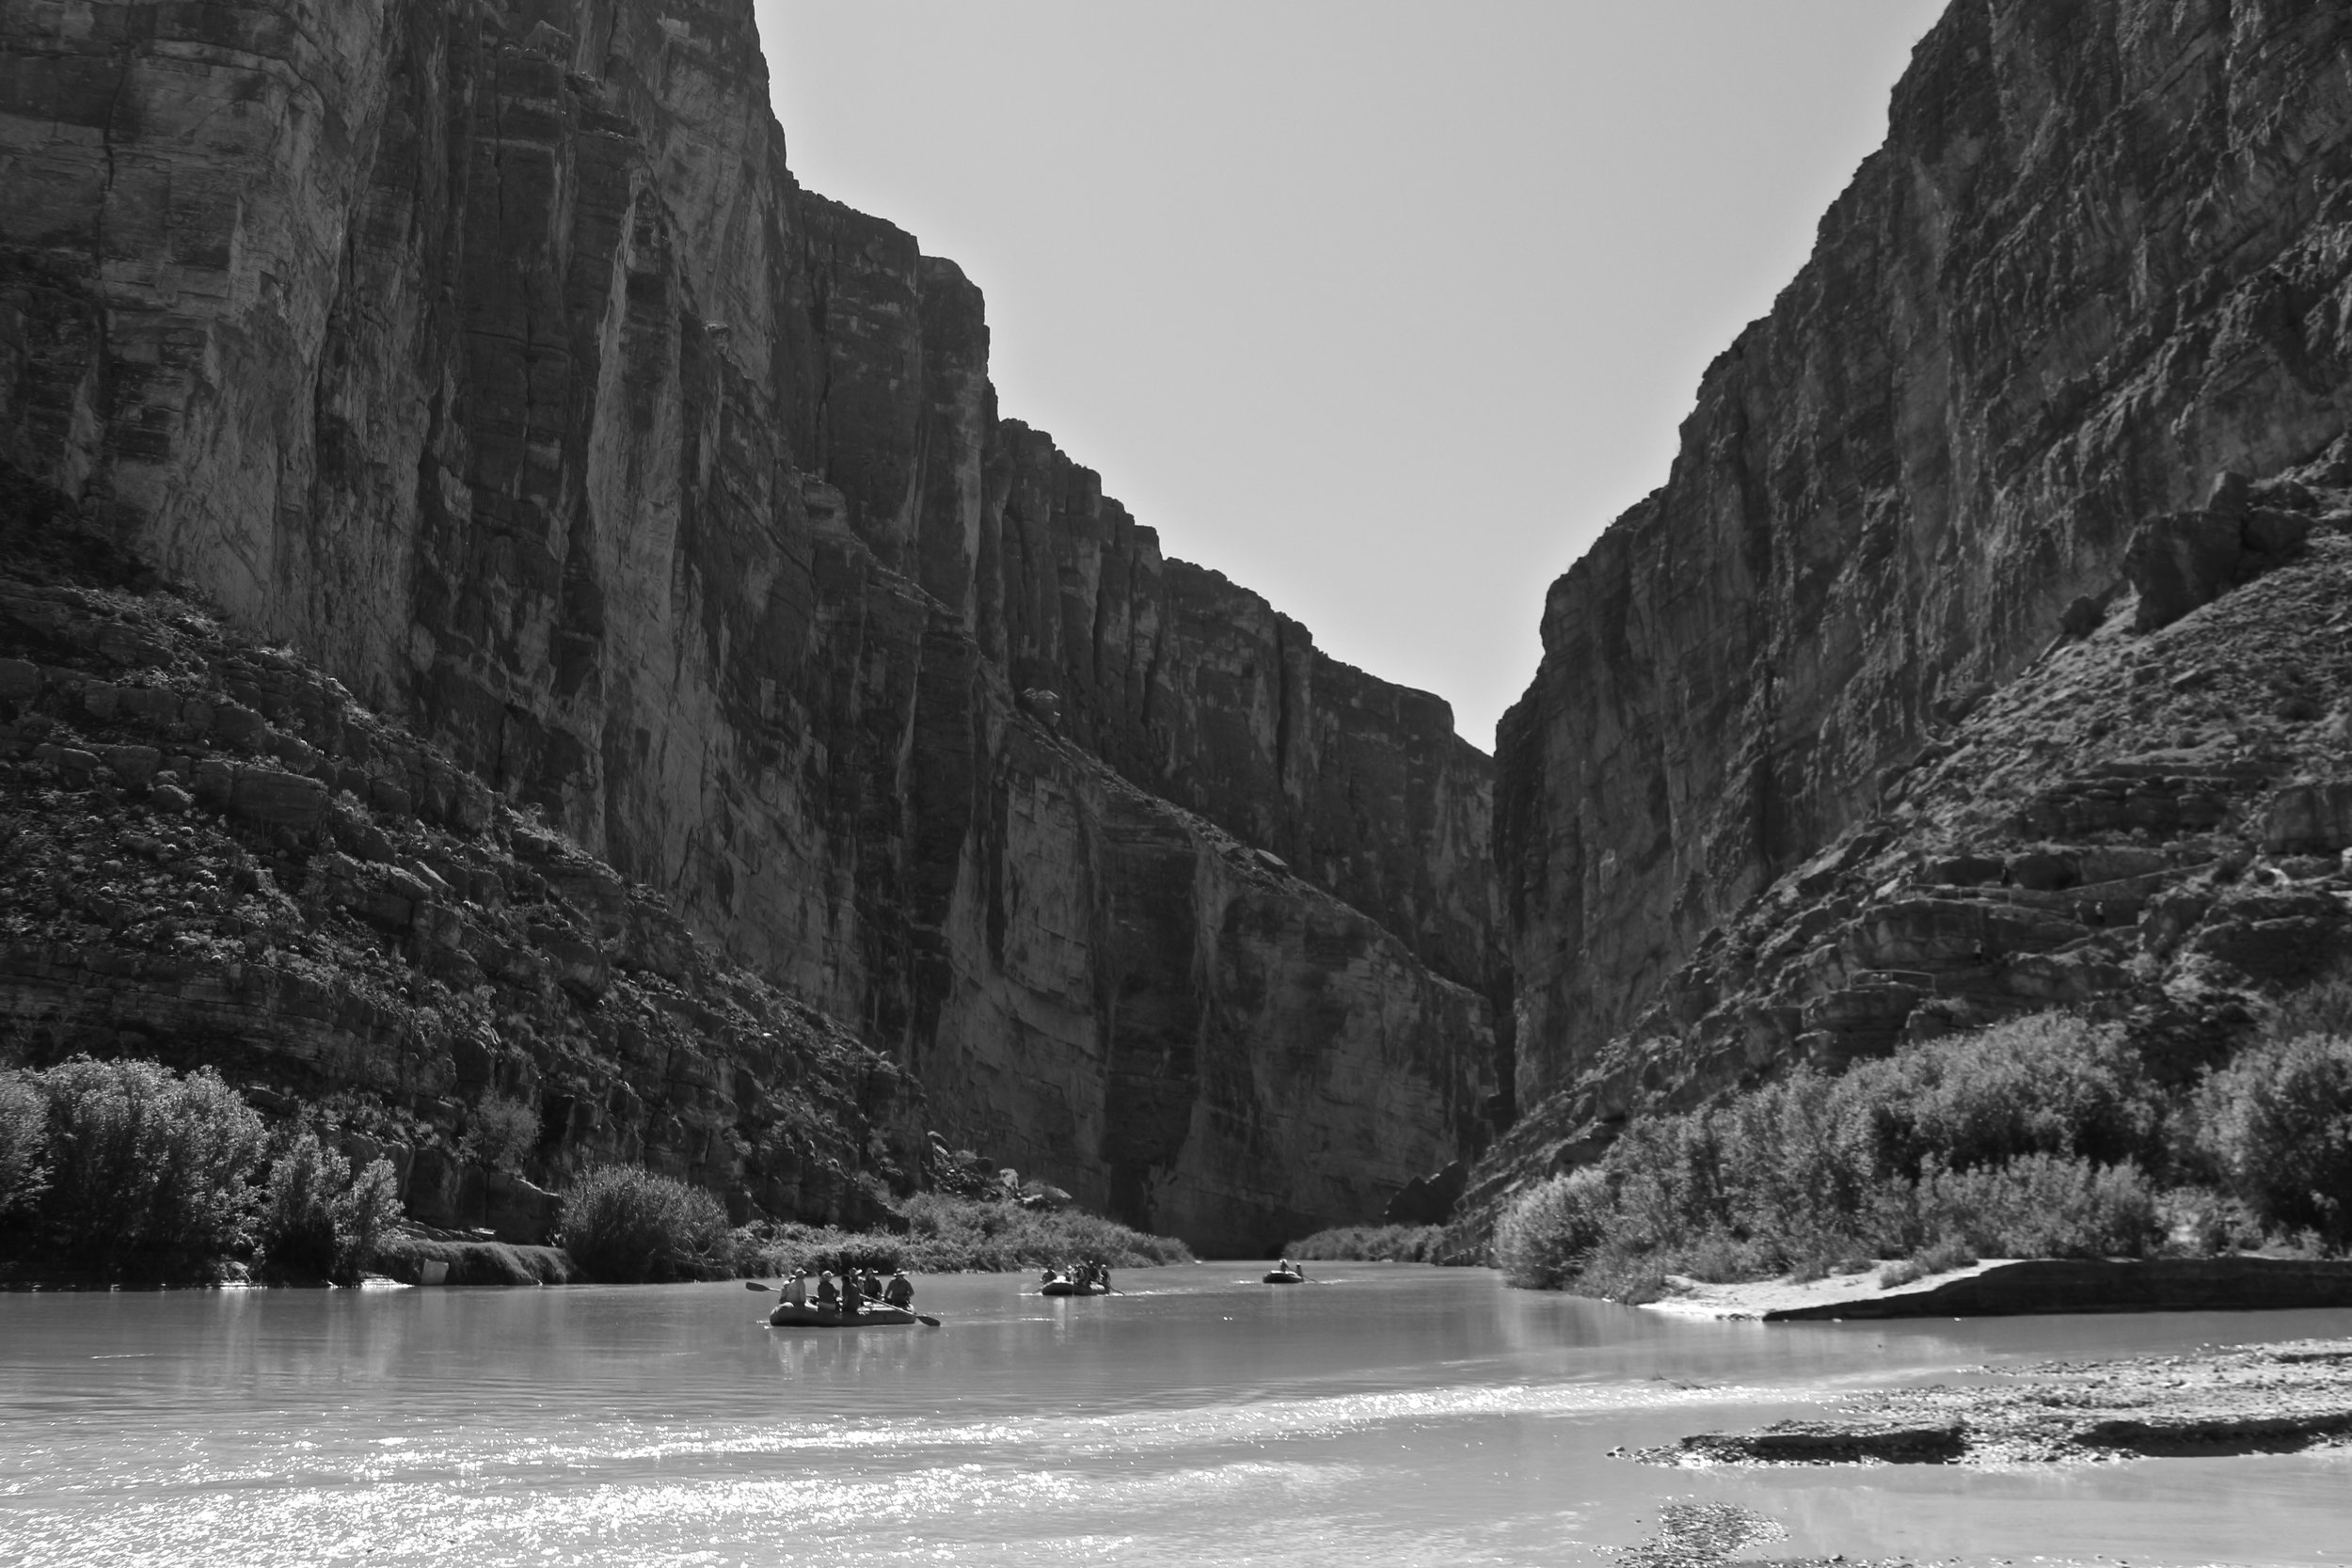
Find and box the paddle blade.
[744,1280,773,1291]
[917,1315,942,1327]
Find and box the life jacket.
[817,1274,839,1306]
[885,1275,914,1307]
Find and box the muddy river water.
[2,1262,2345,1565]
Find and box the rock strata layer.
[0,0,1498,1247]
[1478,0,2352,1233]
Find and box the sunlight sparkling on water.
[4,1265,2347,1567]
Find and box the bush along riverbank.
[0,1056,401,1286]
[0,1055,1193,1286]
[1492,998,2352,1305]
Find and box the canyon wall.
[1497,0,2352,1119]
[0,0,1498,1250]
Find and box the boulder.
[230,767,328,832]
[2263,782,2352,855]
[2126,508,2244,631]
[484,1170,562,1245]
[403,1145,465,1227]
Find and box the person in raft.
[785,1270,808,1307]
[841,1268,864,1315]
[1277,1257,1302,1278]
[884,1270,914,1309]
[865,1268,885,1301]
[816,1269,839,1311]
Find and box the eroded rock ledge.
[1643,1258,2352,1323]
[1658,1339,2352,1467]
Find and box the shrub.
[341,1155,403,1271]
[255,1132,404,1282]
[1915,1154,2161,1259]
[32,1057,265,1271]
[459,1093,540,1174]
[0,1069,46,1219]
[1872,1237,1979,1291]
[1284,1224,1446,1262]
[751,1193,1194,1276]
[560,1165,739,1281]
[2196,1033,2352,1246]
[1853,1013,2165,1179]
[2157,1185,2263,1257]
[1494,1012,2184,1296]
[2267,972,2352,1043]
[1493,1169,1613,1290]
[1914,1235,1980,1275]
[1877,1258,1930,1290]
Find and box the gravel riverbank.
[1649,1338,2352,1467]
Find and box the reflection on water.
[1,1263,2345,1566]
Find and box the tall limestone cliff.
[1482,0,2352,1221]
[0,0,1499,1251]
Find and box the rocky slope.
[1473,0,2352,1233]
[1459,454,2352,1243]
[0,499,927,1243]
[0,0,1499,1250]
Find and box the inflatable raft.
[767,1304,923,1327]
[1263,1270,1305,1285]
[1041,1279,1109,1296]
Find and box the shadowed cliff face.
[0,0,1499,1245]
[1497,0,2352,1119]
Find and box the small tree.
[1493,1169,1613,1290]
[2197,1033,2352,1246]
[255,1133,404,1282]
[0,1069,48,1221]
[460,1092,541,1173]
[560,1164,738,1281]
[35,1057,264,1272]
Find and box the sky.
[753,1,1952,749]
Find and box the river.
[2,1262,2345,1565]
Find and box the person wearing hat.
[785,1269,808,1307]
[840,1266,864,1316]
[884,1269,914,1309]
[816,1268,839,1312]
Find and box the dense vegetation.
[1282,1224,1448,1263]
[0,1056,399,1283]
[1495,1006,2352,1302]
[745,1193,1194,1276]
[253,1132,405,1279]
[558,1164,739,1282]
[0,1056,1197,1287]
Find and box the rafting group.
[766,1266,929,1327]
[1038,1259,1115,1296]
